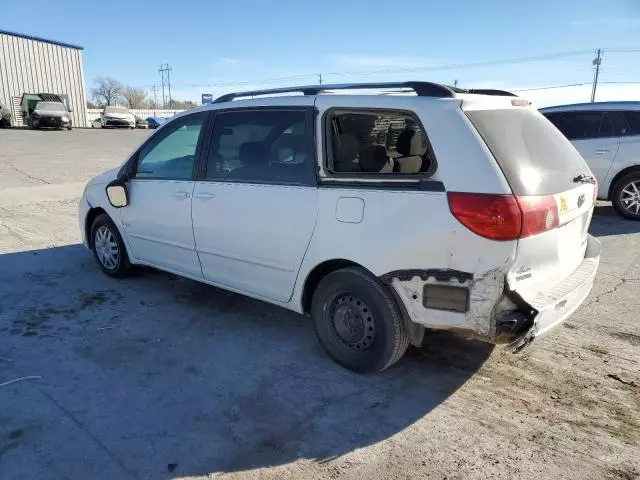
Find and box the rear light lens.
[447,193,522,241]
[447,192,559,241]
[516,195,559,238]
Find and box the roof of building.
[0,29,83,50]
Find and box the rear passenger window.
[326,110,435,175]
[205,110,314,185]
[549,111,612,141]
[624,111,640,136]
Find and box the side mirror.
[106,179,129,208]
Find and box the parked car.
[79,81,600,373]
[540,102,640,219]
[0,102,11,128]
[135,116,149,129]
[146,116,167,129]
[21,93,72,130]
[99,106,135,129]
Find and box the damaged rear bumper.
[383,235,601,347]
[508,234,601,350]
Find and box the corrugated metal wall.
[0,32,87,127]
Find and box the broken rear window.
[326,110,436,176]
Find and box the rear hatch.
[465,106,597,300]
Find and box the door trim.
[196,244,295,272]
[127,232,196,251]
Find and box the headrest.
[239,142,267,166]
[360,145,389,173]
[336,134,360,162]
[396,129,427,156]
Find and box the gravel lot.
[1,128,639,480]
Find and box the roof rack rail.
[213,81,457,103]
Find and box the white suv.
[79,82,600,373]
[540,102,640,219]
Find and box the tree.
[91,77,123,106]
[122,86,148,109]
[168,99,197,109]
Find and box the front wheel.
[311,267,409,373]
[611,172,640,220]
[90,214,131,277]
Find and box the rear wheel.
[90,214,131,278]
[311,267,409,373]
[612,172,640,220]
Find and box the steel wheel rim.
[94,225,120,270]
[620,180,640,215]
[328,293,376,351]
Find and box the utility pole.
[159,64,172,108]
[591,49,602,103]
[151,85,158,114]
[318,73,323,85]
[453,79,459,88]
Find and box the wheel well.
[85,207,107,247]
[301,259,359,314]
[608,165,640,200]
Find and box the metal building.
[0,30,87,128]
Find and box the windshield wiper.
[573,174,596,184]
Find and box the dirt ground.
[0,128,639,480]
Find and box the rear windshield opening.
[466,109,591,196]
[327,110,436,176]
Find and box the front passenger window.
[136,115,205,179]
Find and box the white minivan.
[79,82,600,373]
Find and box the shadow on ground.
[590,203,640,237]
[0,245,493,479]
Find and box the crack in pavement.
[1,161,50,185]
[37,388,140,480]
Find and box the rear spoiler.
[447,86,517,97]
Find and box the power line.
[512,81,640,92]
[165,49,597,91]
[135,48,640,94]
[323,50,595,77]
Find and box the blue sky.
[3,0,640,106]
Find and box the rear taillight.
[447,192,559,241]
[516,195,559,238]
[447,193,522,241]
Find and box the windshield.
[466,108,591,196]
[104,106,129,114]
[35,102,66,112]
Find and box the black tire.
[611,171,640,220]
[311,267,410,373]
[90,213,131,278]
[67,126,73,131]
[31,119,39,130]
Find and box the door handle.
[594,149,610,155]
[173,191,191,199]
[194,192,216,200]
